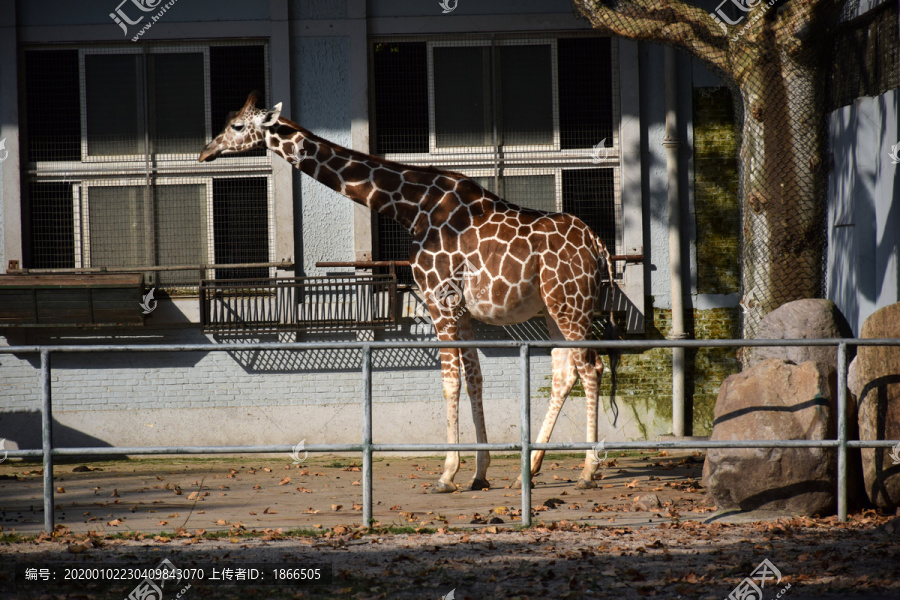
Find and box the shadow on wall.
[1,312,610,376]
[0,412,125,458]
[213,318,546,374]
[828,91,900,334]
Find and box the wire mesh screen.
[213,178,271,281]
[572,1,898,339]
[28,183,75,269]
[22,43,272,289]
[372,34,623,287]
[24,50,80,162]
[373,42,429,154]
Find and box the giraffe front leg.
[514,347,577,488]
[432,347,462,494]
[575,350,602,489]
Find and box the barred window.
[22,42,272,289]
[829,1,899,110]
[371,35,621,285]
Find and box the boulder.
[856,303,900,509]
[703,359,839,515]
[745,299,852,369]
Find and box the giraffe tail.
[591,232,621,428]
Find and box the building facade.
[0,0,895,452]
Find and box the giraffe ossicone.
[200,92,620,493]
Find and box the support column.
[664,46,687,437]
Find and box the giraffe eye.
[231,123,245,132]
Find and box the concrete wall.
[294,36,356,276]
[828,89,900,334]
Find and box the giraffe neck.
[264,119,467,234]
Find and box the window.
[22,43,272,288]
[371,35,621,284]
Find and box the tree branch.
[573,0,732,76]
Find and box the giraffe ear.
[260,102,282,128]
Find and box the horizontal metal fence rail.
[1,337,899,533]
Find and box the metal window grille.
[22,42,273,289]
[371,34,623,286]
[829,1,899,110]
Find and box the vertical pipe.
[520,344,532,527]
[664,46,687,437]
[836,342,848,522]
[41,349,54,533]
[490,35,500,195]
[361,345,374,529]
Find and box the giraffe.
[199,92,618,492]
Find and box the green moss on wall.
[693,86,740,295]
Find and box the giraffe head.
[198,91,282,162]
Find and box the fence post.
[361,344,374,529]
[837,341,848,522]
[41,348,54,533]
[520,344,532,527]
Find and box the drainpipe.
[663,46,688,437]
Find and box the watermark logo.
[710,0,758,32]
[712,0,781,41]
[889,143,900,165]
[110,0,181,42]
[0,438,7,464]
[290,439,308,465]
[725,558,791,600]
[414,259,488,335]
[139,288,157,315]
[591,438,608,465]
[288,150,309,168]
[109,0,162,35]
[890,441,900,466]
[125,558,190,600]
[441,589,456,600]
[590,138,613,163]
[438,0,458,14]
[0,138,9,163]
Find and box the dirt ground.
[1,452,899,599]
[0,451,713,534]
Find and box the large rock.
[745,299,852,369]
[857,303,900,509]
[703,359,839,515]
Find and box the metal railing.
[199,274,397,333]
[1,337,899,533]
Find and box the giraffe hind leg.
[574,349,602,489]
[514,315,579,488]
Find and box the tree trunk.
[735,36,829,338]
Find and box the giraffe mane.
[273,117,469,180]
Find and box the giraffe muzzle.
[198,143,218,163]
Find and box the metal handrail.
[7,262,295,275]
[1,337,899,532]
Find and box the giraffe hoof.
[575,478,598,490]
[465,478,490,491]
[429,482,458,494]
[512,478,534,490]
